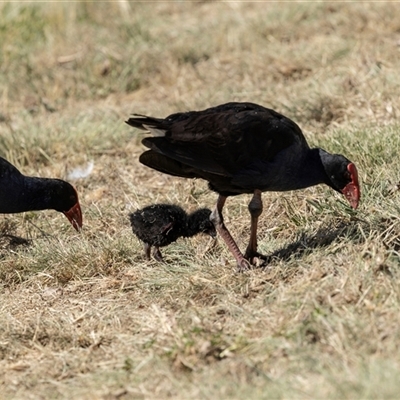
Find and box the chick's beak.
[209,230,217,239]
[341,163,360,210]
[63,202,83,231]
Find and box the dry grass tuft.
[1,2,400,399]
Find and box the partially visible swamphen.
[126,102,360,270]
[0,156,82,230]
[129,204,216,261]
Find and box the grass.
[1,1,400,398]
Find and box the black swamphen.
[0,157,82,230]
[126,102,360,270]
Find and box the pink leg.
[210,195,250,271]
[244,189,265,263]
[144,243,151,260]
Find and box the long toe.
[252,256,269,268]
[236,258,252,272]
[244,250,270,268]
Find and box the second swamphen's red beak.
[63,201,83,231]
[341,163,360,209]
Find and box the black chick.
[129,204,216,261]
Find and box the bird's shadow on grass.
[0,221,31,250]
[260,218,365,266]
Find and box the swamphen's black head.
[47,179,82,231]
[321,152,360,209]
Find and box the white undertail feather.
[143,125,166,137]
[130,115,166,136]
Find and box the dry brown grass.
[1,1,400,399]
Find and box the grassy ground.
[1,1,400,399]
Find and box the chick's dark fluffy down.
[130,204,188,247]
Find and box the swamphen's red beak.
[341,163,360,209]
[63,202,83,231]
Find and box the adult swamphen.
[130,204,216,261]
[126,102,360,270]
[0,156,82,230]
